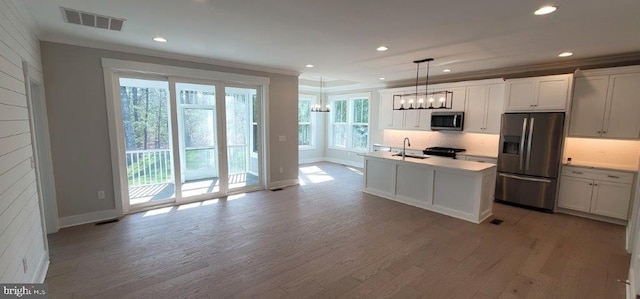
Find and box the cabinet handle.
[597,131,602,134]
[589,183,593,186]
[594,184,598,186]
[572,171,583,175]
[607,175,620,178]
[603,131,607,134]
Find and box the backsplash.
[382,130,499,156]
[563,138,640,170]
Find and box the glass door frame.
[114,72,177,212]
[170,77,228,203]
[104,59,270,215]
[224,83,264,194]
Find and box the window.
[329,93,370,151]
[298,95,315,149]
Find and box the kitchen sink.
[392,153,429,159]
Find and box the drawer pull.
[607,175,620,178]
[572,171,583,175]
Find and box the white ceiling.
[25,0,640,83]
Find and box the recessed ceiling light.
[558,52,573,57]
[534,6,557,15]
[443,69,452,73]
[376,46,389,52]
[153,36,167,42]
[379,77,386,81]
[305,64,314,68]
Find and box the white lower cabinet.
[363,155,496,224]
[557,166,634,220]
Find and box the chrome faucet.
[402,137,411,160]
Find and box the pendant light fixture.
[393,58,453,110]
[311,76,330,112]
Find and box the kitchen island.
[363,151,497,224]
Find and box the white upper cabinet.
[569,76,609,137]
[504,74,572,112]
[378,92,403,129]
[604,73,640,139]
[464,84,504,134]
[378,79,501,132]
[569,68,640,139]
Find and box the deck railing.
[126,145,252,187]
[126,149,172,187]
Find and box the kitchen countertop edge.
[362,151,496,172]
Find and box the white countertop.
[457,152,498,159]
[562,161,639,173]
[362,151,496,172]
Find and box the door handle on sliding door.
[519,118,527,170]
[525,117,534,171]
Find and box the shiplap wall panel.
[0,88,26,107]
[0,169,34,218]
[0,104,28,120]
[0,71,25,94]
[0,1,40,55]
[0,133,30,156]
[0,4,40,68]
[0,146,31,174]
[0,54,23,80]
[0,159,31,196]
[0,120,29,138]
[0,0,47,283]
[0,195,38,280]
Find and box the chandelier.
[310,76,330,112]
[393,58,453,110]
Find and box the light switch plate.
[278,135,286,142]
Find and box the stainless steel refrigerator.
[495,112,564,211]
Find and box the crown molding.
[40,36,301,77]
[384,52,640,88]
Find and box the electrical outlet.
[97,190,106,200]
[278,135,286,142]
[279,167,284,174]
[22,257,27,273]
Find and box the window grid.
[329,95,369,151]
[298,96,315,149]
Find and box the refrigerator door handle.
[525,117,535,170]
[499,173,552,183]
[519,118,527,170]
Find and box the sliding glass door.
[117,78,263,210]
[225,86,260,191]
[176,82,221,198]
[118,77,175,206]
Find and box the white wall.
[0,0,49,283]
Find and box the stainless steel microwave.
[431,112,464,131]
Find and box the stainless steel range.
[423,147,466,159]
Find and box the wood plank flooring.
[45,162,630,298]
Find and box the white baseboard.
[58,209,121,228]
[324,157,364,168]
[299,157,324,164]
[32,252,49,283]
[268,179,299,190]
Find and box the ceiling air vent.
[61,7,125,31]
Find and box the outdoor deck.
[129,173,259,205]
